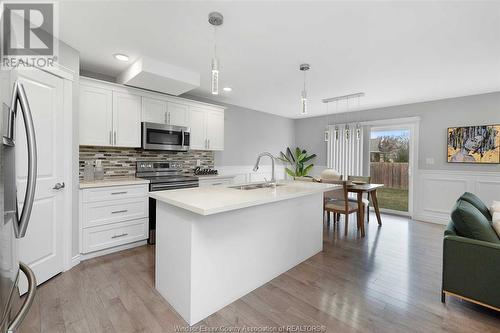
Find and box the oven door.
[142,122,190,151]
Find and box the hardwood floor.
[19,214,499,333]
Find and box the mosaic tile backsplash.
[79,146,215,179]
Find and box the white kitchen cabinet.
[142,97,167,124]
[188,106,207,150]
[188,107,224,151]
[167,102,189,126]
[113,91,142,147]
[79,84,113,146]
[206,110,224,150]
[80,184,149,255]
[80,77,225,149]
[142,98,188,126]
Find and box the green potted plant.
[278,147,317,178]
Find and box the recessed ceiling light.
[113,53,129,62]
[223,87,232,92]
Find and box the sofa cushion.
[451,199,500,243]
[459,192,492,222]
[493,212,500,238]
[490,200,500,217]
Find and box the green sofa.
[442,192,500,311]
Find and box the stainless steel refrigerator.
[0,80,37,333]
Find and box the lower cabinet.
[80,184,149,254]
[82,218,148,253]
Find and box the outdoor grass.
[376,187,408,212]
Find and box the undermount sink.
[229,183,285,190]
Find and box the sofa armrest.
[442,235,500,309]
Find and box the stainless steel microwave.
[141,122,190,151]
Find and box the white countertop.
[150,180,339,215]
[79,177,150,189]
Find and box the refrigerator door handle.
[9,82,37,239]
[7,262,37,333]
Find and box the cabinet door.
[167,102,188,126]
[206,110,224,150]
[188,106,207,150]
[142,97,167,124]
[80,85,113,146]
[112,91,142,147]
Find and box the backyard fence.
[370,162,409,189]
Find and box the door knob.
[53,182,65,190]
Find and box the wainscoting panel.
[414,169,500,225]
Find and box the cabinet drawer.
[82,184,148,203]
[82,218,148,253]
[82,197,148,228]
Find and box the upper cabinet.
[113,92,142,147]
[188,107,224,151]
[205,110,224,150]
[79,85,113,146]
[142,97,167,124]
[142,98,188,127]
[79,77,224,150]
[167,102,188,126]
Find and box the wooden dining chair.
[323,180,359,236]
[348,175,371,222]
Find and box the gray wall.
[183,96,295,166]
[295,92,500,172]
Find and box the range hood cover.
[117,56,200,96]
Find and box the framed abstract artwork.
[447,125,500,163]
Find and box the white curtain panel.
[326,124,364,178]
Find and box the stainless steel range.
[136,161,199,244]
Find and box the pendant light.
[208,12,223,95]
[299,63,310,115]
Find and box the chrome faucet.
[253,152,276,186]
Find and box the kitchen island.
[150,180,338,325]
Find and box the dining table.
[347,183,384,237]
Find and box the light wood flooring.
[18,214,500,333]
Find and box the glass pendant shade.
[211,58,219,95]
[300,90,307,115]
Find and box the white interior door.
[13,68,64,292]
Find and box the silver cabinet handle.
[5,82,37,239]
[111,233,128,239]
[52,182,65,190]
[111,209,127,214]
[208,139,210,149]
[109,131,112,145]
[165,111,168,124]
[111,191,127,195]
[7,262,36,333]
[168,112,171,124]
[114,131,117,145]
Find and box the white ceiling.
[59,1,500,119]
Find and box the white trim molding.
[414,169,500,225]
